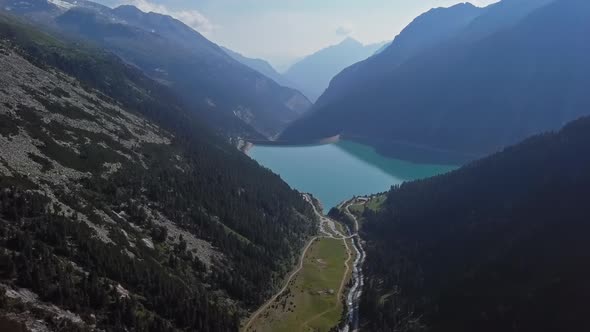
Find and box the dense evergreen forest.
[0,13,317,331]
[359,116,590,331]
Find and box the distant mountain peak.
[113,4,180,24]
[339,36,362,46]
[113,4,143,16]
[284,36,387,101]
[453,2,478,8]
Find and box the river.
[247,140,456,331]
[249,140,456,210]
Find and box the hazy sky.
[96,0,499,69]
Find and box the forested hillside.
[359,116,590,331]
[0,13,316,331]
[282,0,590,163]
[314,3,483,109]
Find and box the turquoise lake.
[248,140,457,210]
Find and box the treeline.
[360,117,590,331]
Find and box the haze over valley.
[0,0,589,331]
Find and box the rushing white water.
[340,200,367,332]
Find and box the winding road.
[243,235,321,331]
[242,194,366,332]
[243,194,348,332]
[306,195,368,332]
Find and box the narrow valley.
[1,0,589,331]
[244,194,367,332]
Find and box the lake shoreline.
[248,140,457,210]
[246,134,341,147]
[243,134,473,165]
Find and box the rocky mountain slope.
[0,13,316,331]
[1,0,312,139]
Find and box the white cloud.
[121,0,215,35]
[335,26,352,36]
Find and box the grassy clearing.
[366,194,387,212]
[334,222,348,236]
[348,194,387,219]
[247,237,349,332]
[349,203,365,215]
[341,194,387,231]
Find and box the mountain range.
[282,0,589,163]
[284,37,388,102]
[222,38,389,105]
[221,46,298,91]
[1,0,590,330]
[1,0,312,139]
